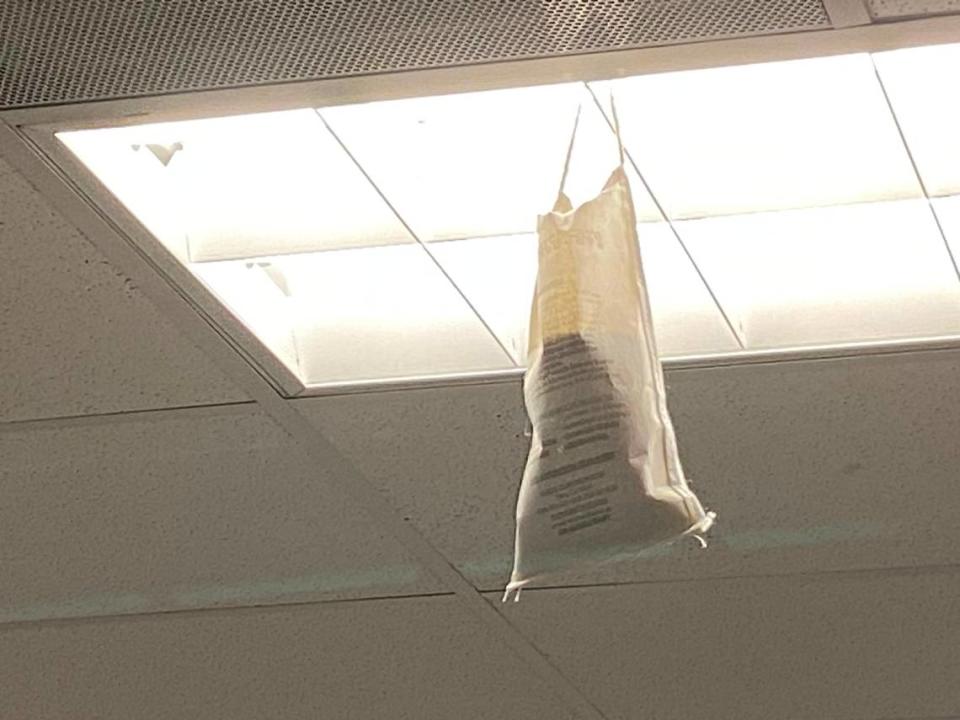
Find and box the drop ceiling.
[2,3,960,719]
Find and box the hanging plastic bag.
[504,102,715,600]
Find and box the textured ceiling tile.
[1,595,578,720]
[495,570,960,720]
[0,407,440,623]
[294,383,529,585]
[0,159,248,421]
[662,349,960,576]
[296,348,960,590]
[867,0,960,18]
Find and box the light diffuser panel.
[930,195,960,265]
[268,244,515,385]
[321,82,664,243]
[678,200,960,349]
[874,42,960,197]
[596,54,922,220]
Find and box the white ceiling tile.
[0,407,440,623]
[497,570,960,720]
[297,347,960,590]
[0,161,247,422]
[598,53,921,219]
[321,83,662,243]
[1,596,578,720]
[60,109,412,262]
[663,350,960,576]
[866,0,960,17]
[874,42,960,197]
[678,200,960,349]
[270,243,515,385]
[294,385,531,584]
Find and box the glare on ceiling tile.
[430,224,740,365]
[634,223,742,356]
[428,234,539,365]
[265,243,515,385]
[321,83,663,242]
[60,110,412,262]
[596,54,921,219]
[678,200,960,349]
[192,260,301,374]
[930,195,960,261]
[873,42,960,197]
[58,127,193,264]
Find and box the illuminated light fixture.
[677,200,960,349]
[321,83,664,240]
[429,223,741,366]
[873,43,960,197]
[930,196,960,264]
[596,53,922,219]
[55,46,960,391]
[61,110,414,263]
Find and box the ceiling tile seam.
[0,400,258,433]
[0,591,459,634]
[475,560,960,595]
[9,559,958,634]
[868,53,960,286]
[584,81,747,349]
[313,108,519,368]
[0,121,609,720]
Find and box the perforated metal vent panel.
[0,0,829,109]
[867,0,960,18]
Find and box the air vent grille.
[0,0,829,108]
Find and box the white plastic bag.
[504,104,715,600]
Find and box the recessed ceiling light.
[596,53,922,220]
[55,45,960,390]
[677,200,960,348]
[873,42,960,197]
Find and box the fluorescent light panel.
[57,45,960,389]
[679,200,960,348]
[61,110,414,263]
[596,54,922,220]
[873,43,960,197]
[321,83,665,240]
